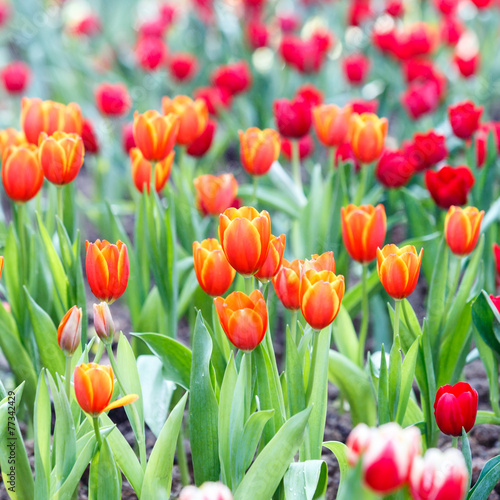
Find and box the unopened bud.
[57,305,82,356]
[93,302,115,343]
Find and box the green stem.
[443,254,462,319]
[338,160,349,206]
[244,276,254,295]
[290,310,298,345]
[94,341,105,363]
[64,355,72,400]
[57,185,64,223]
[354,162,369,205]
[93,416,102,449]
[291,139,303,195]
[252,176,258,207]
[176,425,190,486]
[16,202,27,285]
[106,344,147,469]
[394,299,401,343]
[358,264,369,367]
[452,436,459,448]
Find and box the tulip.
[193,239,236,296]
[214,290,267,351]
[21,98,83,145]
[169,53,198,82]
[403,130,448,172]
[239,127,280,176]
[445,206,484,256]
[350,99,379,115]
[448,101,482,140]
[95,83,131,117]
[187,120,216,158]
[401,77,442,121]
[375,149,414,189]
[342,54,370,86]
[81,118,99,155]
[135,36,167,71]
[1,61,30,94]
[281,135,315,161]
[133,110,179,161]
[296,84,324,109]
[246,20,269,50]
[38,131,85,185]
[410,448,468,500]
[349,113,388,164]
[162,95,209,146]
[454,49,480,79]
[0,2,10,28]
[441,16,464,46]
[57,305,82,356]
[130,147,174,193]
[335,142,359,171]
[93,302,115,343]
[194,86,232,116]
[272,259,303,311]
[254,234,286,282]
[2,144,44,202]
[304,251,336,273]
[122,122,136,153]
[0,128,26,157]
[341,204,387,264]
[299,269,344,330]
[312,104,352,148]
[211,61,252,96]
[69,13,101,37]
[194,174,238,216]
[489,294,500,313]
[434,382,478,436]
[219,206,271,276]
[85,240,129,303]
[180,482,233,500]
[274,97,312,139]
[494,243,500,287]
[377,244,423,300]
[74,363,138,416]
[347,422,421,495]
[425,165,475,209]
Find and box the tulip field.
[2,0,500,498]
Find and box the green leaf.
[427,237,448,343]
[34,370,51,500]
[283,460,328,500]
[467,456,500,500]
[471,291,500,356]
[25,287,66,377]
[131,332,192,389]
[285,328,305,418]
[323,442,349,496]
[141,393,188,500]
[89,438,120,500]
[377,345,390,424]
[388,336,402,421]
[331,305,359,363]
[189,312,220,484]
[328,350,377,426]
[475,411,500,425]
[395,338,419,425]
[462,428,472,490]
[233,406,312,500]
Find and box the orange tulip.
[57,305,82,356]
[38,131,84,185]
[255,234,286,282]
[219,206,271,276]
[0,128,26,157]
[312,104,352,148]
[349,113,388,164]
[133,109,179,161]
[214,290,268,351]
[0,256,4,280]
[300,269,345,330]
[93,302,115,343]
[2,144,44,202]
[21,97,82,145]
[272,258,303,310]
[74,363,138,417]
[130,147,174,193]
[303,251,336,273]
[445,206,484,256]
[162,95,209,146]
[85,240,129,303]
[239,127,281,176]
[341,204,387,264]
[194,173,238,216]
[377,244,423,300]
[193,238,236,296]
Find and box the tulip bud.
[425,165,475,209]
[274,97,312,139]
[349,112,388,164]
[272,258,303,311]
[434,382,478,437]
[169,53,198,82]
[1,61,30,95]
[57,306,82,356]
[194,174,238,217]
[312,104,352,148]
[254,234,286,282]
[95,83,131,117]
[346,423,372,466]
[444,206,484,256]
[211,61,252,96]
[239,127,281,176]
[448,100,482,140]
[93,302,115,344]
[180,481,233,500]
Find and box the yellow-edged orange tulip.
[133,110,179,161]
[57,305,82,356]
[74,363,138,417]
[0,128,26,157]
[193,238,236,296]
[376,244,423,300]
[255,234,286,282]
[38,131,85,185]
[312,104,352,148]
[214,290,268,351]
[239,127,281,176]
[300,269,345,330]
[272,258,303,311]
[194,173,238,216]
[341,204,387,264]
[219,206,271,276]
[130,147,174,193]
[162,95,208,145]
[303,251,336,273]
[2,144,44,202]
[349,113,388,164]
[444,206,484,257]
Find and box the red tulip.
[349,99,379,115]
[272,258,303,310]
[95,83,131,117]
[434,382,478,436]
[69,14,101,37]
[425,165,475,209]
[440,16,464,46]
[342,54,371,85]
[211,61,252,96]
[194,86,232,116]
[81,118,99,155]
[1,61,30,94]
[122,122,136,153]
[448,101,482,140]
[187,120,216,158]
[493,243,500,287]
[281,135,314,161]
[434,0,458,15]
[135,36,167,71]
[274,97,312,139]
[169,53,198,82]
[295,84,324,108]
[376,149,414,188]
[403,131,447,172]
[246,20,269,50]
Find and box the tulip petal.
[227,308,265,351]
[104,394,139,413]
[379,254,409,300]
[74,366,94,414]
[435,394,463,436]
